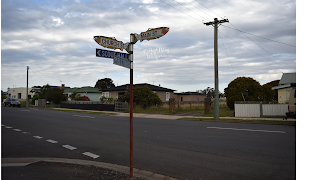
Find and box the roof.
[175,92,205,96]
[279,73,296,85]
[64,87,101,93]
[272,73,296,90]
[100,83,176,92]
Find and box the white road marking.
[2,125,5,126]
[22,132,30,134]
[207,127,285,133]
[46,139,58,143]
[6,126,12,129]
[73,115,95,118]
[33,136,43,139]
[62,145,77,150]
[13,129,21,131]
[83,152,100,159]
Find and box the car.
[4,98,21,107]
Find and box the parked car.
[284,84,296,120]
[4,98,21,107]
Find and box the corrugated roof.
[279,73,296,85]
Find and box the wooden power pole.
[204,18,229,120]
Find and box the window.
[166,92,170,101]
[18,93,22,99]
[103,92,110,98]
[286,90,291,101]
[181,97,183,101]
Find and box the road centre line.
[33,136,43,139]
[62,145,77,150]
[207,127,285,133]
[46,139,58,143]
[13,129,21,131]
[83,152,100,159]
[73,115,95,118]
[20,110,31,112]
[5,126,12,129]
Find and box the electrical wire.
[171,0,210,22]
[221,24,296,47]
[218,30,237,78]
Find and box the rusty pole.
[129,33,134,179]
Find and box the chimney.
[62,84,65,90]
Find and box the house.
[100,83,176,102]
[272,73,296,104]
[64,87,101,101]
[7,87,33,100]
[175,92,206,102]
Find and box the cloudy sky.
[1,0,296,93]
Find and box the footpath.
[2,107,295,180]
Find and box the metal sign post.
[94,27,169,179]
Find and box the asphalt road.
[1,107,296,180]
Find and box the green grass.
[45,108,118,116]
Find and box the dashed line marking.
[62,145,77,150]
[83,152,100,159]
[5,126,12,129]
[206,127,286,133]
[33,136,43,139]
[2,125,5,126]
[22,132,30,134]
[73,115,95,118]
[13,129,22,132]
[46,139,58,143]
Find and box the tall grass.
[131,103,234,117]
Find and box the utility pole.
[204,18,229,120]
[26,66,29,108]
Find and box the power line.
[221,24,296,47]
[218,30,237,78]
[158,0,203,23]
[172,0,210,22]
[193,0,224,19]
[218,30,295,70]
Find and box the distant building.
[272,73,296,104]
[7,87,33,100]
[100,83,176,102]
[64,87,101,101]
[174,92,206,102]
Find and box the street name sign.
[94,36,129,51]
[134,27,169,42]
[96,48,130,69]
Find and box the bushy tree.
[261,80,280,101]
[94,78,115,89]
[118,86,162,108]
[39,84,67,104]
[224,77,264,110]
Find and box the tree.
[94,78,115,89]
[261,80,280,102]
[38,84,67,104]
[118,86,162,108]
[224,77,264,110]
[197,87,224,98]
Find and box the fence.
[115,102,127,112]
[61,101,115,111]
[235,101,288,117]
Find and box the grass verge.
[44,108,118,116]
[178,117,296,125]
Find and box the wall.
[278,87,292,104]
[176,95,206,102]
[157,91,174,102]
[235,102,288,117]
[7,87,33,100]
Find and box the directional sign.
[134,27,169,42]
[96,48,130,69]
[94,36,129,51]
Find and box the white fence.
[235,103,288,117]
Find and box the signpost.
[96,48,130,69]
[134,27,169,42]
[94,27,169,179]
